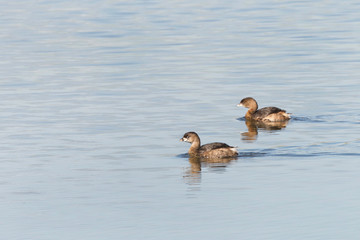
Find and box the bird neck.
[189,139,201,154]
[247,101,258,113]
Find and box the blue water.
[0,0,360,239]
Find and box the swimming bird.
[180,132,238,159]
[237,97,291,122]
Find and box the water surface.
[0,0,360,239]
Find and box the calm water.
[1,0,360,239]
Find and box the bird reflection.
[241,119,289,142]
[183,155,237,186]
[183,156,201,185]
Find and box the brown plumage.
[237,97,291,122]
[180,132,238,159]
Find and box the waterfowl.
[237,97,291,122]
[180,132,238,159]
